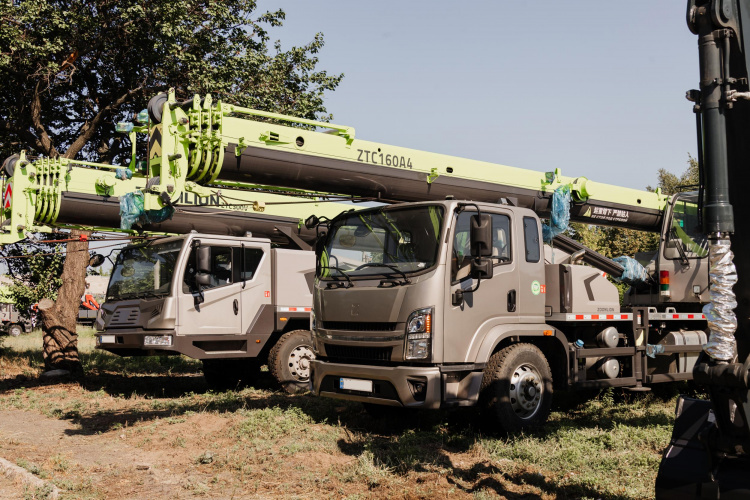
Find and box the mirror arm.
[452,270,483,306]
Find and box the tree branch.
[30,82,59,158]
[63,86,143,160]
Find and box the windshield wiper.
[354,263,411,285]
[320,266,354,288]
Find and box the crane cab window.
[666,196,708,259]
[451,211,511,282]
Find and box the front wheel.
[480,343,553,433]
[8,324,22,337]
[268,330,315,394]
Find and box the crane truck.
[77,89,712,430]
[0,151,353,392]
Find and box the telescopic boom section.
[0,151,349,246]
[145,89,669,232]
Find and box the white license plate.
[99,335,116,344]
[340,378,373,392]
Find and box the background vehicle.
[0,299,32,337]
[96,232,319,392]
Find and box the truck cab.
[310,199,708,431]
[96,232,316,392]
[310,201,558,425]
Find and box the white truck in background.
[94,232,318,393]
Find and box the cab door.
[237,242,272,335]
[443,209,520,363]
[178,240,243,335]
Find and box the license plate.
[339,377,373,392]
[99,335,116,344]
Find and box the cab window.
[451,211,511,282]
[523,217,541,263]
[232,248,264,282]
[182,246,233,293]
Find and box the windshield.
[320,206,444,279]
[668,193,708,258]
[106,239,183,300]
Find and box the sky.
[254,1,699,191]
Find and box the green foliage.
[0,0,342,162]
[0,235,64,316]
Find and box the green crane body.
[0,151,352,246]
[144,89,668,232]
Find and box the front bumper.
[311,359,442,409]
[96,330,179,357]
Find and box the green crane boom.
[143,89,668,231]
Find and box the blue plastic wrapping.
[542,184,572,243]
[115,121,134,133]
[612,255,649,284]
[115,168,133,180]
[119,191,174,230]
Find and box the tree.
[1,235,64,315]
[0,1,342,373]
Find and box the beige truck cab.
[96,232,316,392]
[310,200,708,431]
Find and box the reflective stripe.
[278,307,312,312]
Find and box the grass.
[0,329,688,499]
[0,326,201,379]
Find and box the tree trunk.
[38,229,90,374]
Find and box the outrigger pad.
[655,397,714,499]
[655,396,750,499]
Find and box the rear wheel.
[268,330,315,394]
[480,343,553,433]
[8,324,22,337]
[202,358,260,392]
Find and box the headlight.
[405,307,433,360]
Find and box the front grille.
[322,321,397,332]
[109,308,139,326]
[324,345,392,362]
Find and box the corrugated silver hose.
[703,239,738,361]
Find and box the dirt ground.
[0,380,557,500]
[0,332,677,499]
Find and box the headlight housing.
[405,307,433,360]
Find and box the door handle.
[233,299,239,315]
[507,290,516,312]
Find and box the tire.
[268,330,315,394]
[202,358,260,392]
[8,324,22,337]
[480,343,553,433]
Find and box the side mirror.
[195,272,211,287]
[470,257,494,280]
[196,246,211,273]
[89,254,106,268]
[305,214,320,230]
[470,213,493,258]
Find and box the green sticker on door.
[531,280,541,295]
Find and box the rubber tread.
[479,343,553,433]
[268,329,314,394]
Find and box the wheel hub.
[288,345,315,382]
[509,363,543,419]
